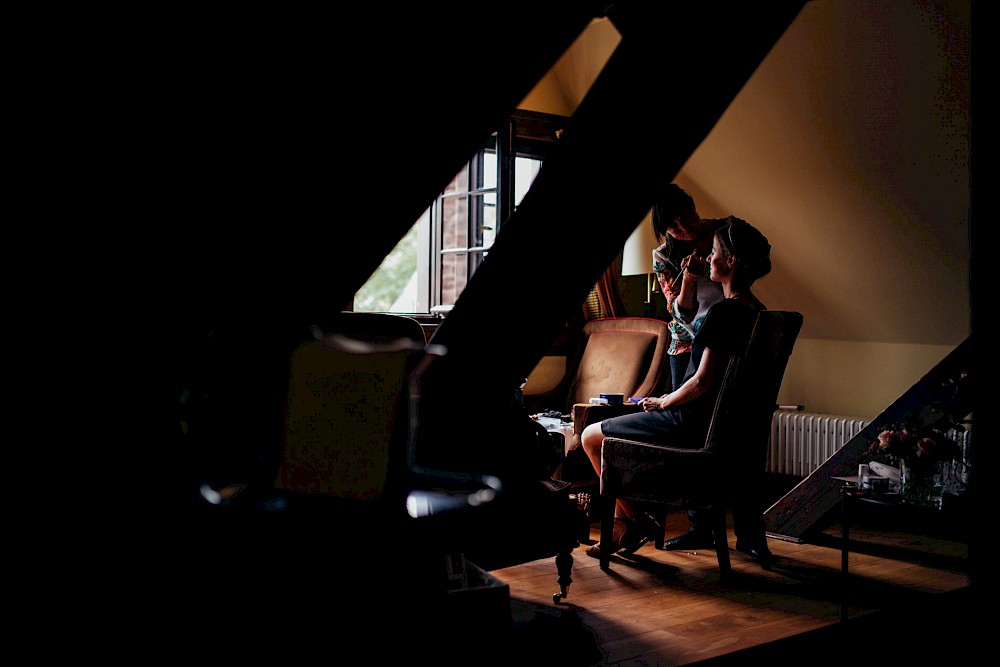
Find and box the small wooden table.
[837,482,904,622]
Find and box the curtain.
[585,265,626,320]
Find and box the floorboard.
[486,506,971,666]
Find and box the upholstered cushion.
[568,330,657,405]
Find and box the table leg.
[841,492,849,623]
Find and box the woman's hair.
[717,216,771,282]
[651,183,695,243]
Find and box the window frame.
[355,109,567,317]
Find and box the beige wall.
[518,2,971,421]
[776,339,957,420]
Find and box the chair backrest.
[316,311,428,345]
[703,311,802,470]
[562,317,671,411]
[276,312,426,500]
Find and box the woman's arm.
[640,345,720,411]
[658,271,680,309]
[672,253,707,323]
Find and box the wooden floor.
[487,507,971,666]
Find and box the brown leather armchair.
[522,317,672,481]
[523,316,672,415]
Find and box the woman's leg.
[615,499,641,523]
[580,421,605,477]
[582,421,663,556]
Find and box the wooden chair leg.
[712,506,732,579]
[599,497,615,570]
[652,507,668,549]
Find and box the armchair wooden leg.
[599,498,615,570]
[712,507,732,579]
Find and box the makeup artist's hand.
[680,252,707,279]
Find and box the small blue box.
[599,392,625,406]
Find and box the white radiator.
[767,411,870,476]
[766,411,973,491]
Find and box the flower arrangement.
[861,423,965,505]
[858,367,970,504]
[864,423,961,475]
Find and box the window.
[355,110,565,315]
[436,150,496,310]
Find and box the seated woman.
[580,216,773,558]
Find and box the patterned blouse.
[652,218,729,357]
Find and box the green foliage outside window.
[354,225,419,312]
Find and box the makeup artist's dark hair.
[651,183,695,244]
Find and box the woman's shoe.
[585,518,634,558]
[621,511,663,556]
[585,515,662,558]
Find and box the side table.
[838,483,903,622]
[837,480,965,623]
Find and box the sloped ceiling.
[683,0,970,346]
[523,1,971,347]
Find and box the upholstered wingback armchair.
[522,317,672,481]
[597,311,803,576]
[522,317,671,416]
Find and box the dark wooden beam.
[149,4,604,327]
[417,3,807,476]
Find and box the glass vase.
[899,459,943,509]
